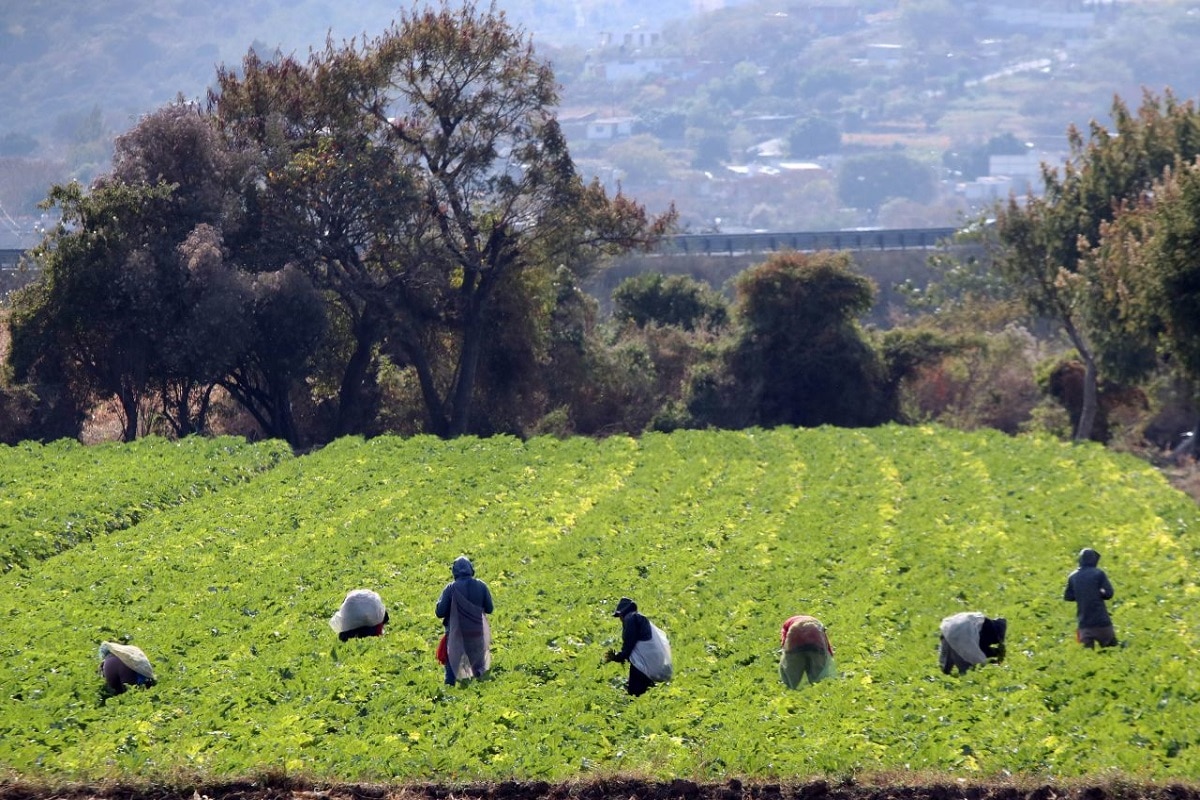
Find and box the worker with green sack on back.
[779,614,836,688]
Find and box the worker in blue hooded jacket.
[1064,547,1117,648]
[436,556,494,684]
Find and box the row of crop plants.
[0,436,292,571]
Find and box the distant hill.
[0,0,705,153]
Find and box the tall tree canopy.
[9,1,672,446]
[9,103,326,444]
[1080,159,1200,419]
[994,90,1200,441]
[211,0,673,437]
[688,250,891,430]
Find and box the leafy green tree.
[211,45,423,437]
[787,117,840,159]
[690,129,730,170]
[635,108,687,141]
[367,1,672,437]
[220,264,328,446]
[898,0,977,53]
[214,1,672,439]
[693,250,891,429]
[101,103,259,437]
[796,67,860,102]
[9,180,172,441]
[1079,159,1200,427]
[994,90,1200,440]
[606,134,678,183]
[837,152,935,212]
[8,103,324,444]
[612,272,728,332]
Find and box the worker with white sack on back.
[330,588,390,642]
[938,611,1007,675]
[98,641,156,694]
[605,596,673,696]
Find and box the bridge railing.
[2,227,963,270]
[661,226,960,256]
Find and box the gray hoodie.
[1064,547,1114,628]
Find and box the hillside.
[6,0,1200,242]
[1,427,1198,781]
[0,0,698,151]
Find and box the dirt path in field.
[3,777,1199,800]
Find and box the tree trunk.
[1063,316,1099,442]
[333,309,379,434]
[447,302,486,438]
[118,390,139,442]
[411,342,452,438]
[271,379,299,447]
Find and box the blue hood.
[452,556,475,579]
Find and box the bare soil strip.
[3,778,1199,800]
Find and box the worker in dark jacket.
[605,597,672,696]
[436,556,494,685]
[1064,547,1117,648]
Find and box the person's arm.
[979,619,1004,660]
[614,615,639,662]
[435,584,451,620]
[480,582,494,615]
[1099,573,1114,600]
[1064,576,1075,602]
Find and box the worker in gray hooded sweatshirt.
[1064,547,1117,648]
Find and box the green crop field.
[0,426,1197,782]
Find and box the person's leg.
[444,663,456,686]
[101,655,137,694]
[1081,625,1117,648]
[627,665,654,696]
[938,636,954,675]
[803,649,829,684]
[780,650,804,688]
[940,644,972,674]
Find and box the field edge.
[3,774,1200,800]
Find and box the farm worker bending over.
[779,615,836,688]
[1064,547,1117,648]
[98,641,156,694]
[436,556,494,685]
[605,597,673,696]
[329,589,389,641]
[938,612,1006,675]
